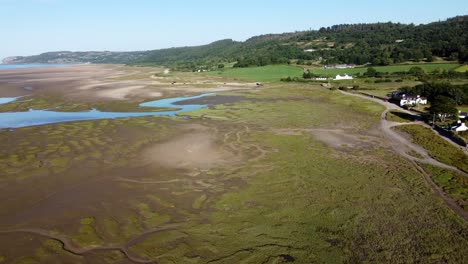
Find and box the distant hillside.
[4,16,468,70]
[2,51,148,65]
[137,39,243,68]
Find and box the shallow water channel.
[0,93,213,129]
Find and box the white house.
[314,77,328,81]
[399,94,428,106]
[334,74,353,80]
[452,121,468,132]
[335,64,355,69]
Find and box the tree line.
[8,16,468,69]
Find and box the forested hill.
[4,16,467,70]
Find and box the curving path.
[340,90,468,220]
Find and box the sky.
[0,0,467,60]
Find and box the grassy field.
[1,71,468,263]
[208,63,460,84]
[418,163,468,210]
[386,110,417,122]
[307,63,461,76]
[208,65,304,82]
[459,105,468,112]
[454,65,468,72]
[338,79,421,97]
[393,124,468,173]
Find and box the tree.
[217,64,225,69]
[366,67,377,77]
[429,95,458,123]
[408,66,426,79]
[303,70,316,79]
[413,50,424,62]
[426,53,434,62]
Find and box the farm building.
[451,120,468,132]
[399,94,427,106]
[334,74,353,80]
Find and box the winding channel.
[0,224,182,263]
[0,93,214,129]
[0,93,216,262]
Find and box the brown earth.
[0,64,257,102]
[141,125,240,169]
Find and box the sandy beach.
[0,64,257,102]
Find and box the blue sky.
[0,0,467,60]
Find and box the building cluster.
[451,111,468,132]
[389,91,467,132]
[389,91,428,107]
[312,74,354,81]
[323,64,355,69]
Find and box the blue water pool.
[0,93,214,129]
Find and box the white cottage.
[399,94,428,106]
[452,121,468,132]
[334,74,353,80]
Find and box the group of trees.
[8,16,468,69]
[140,16,467,68]
[297,16,468,65]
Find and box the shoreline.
[0,63,86,71]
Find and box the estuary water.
[0,93,214,129]
[0,97,19,105]
[0,64,71,70]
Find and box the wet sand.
[0,64,256,101]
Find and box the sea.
[0,64,72,70]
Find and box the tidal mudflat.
[0,93,214,129]
[0,65,466,263]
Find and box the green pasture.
[454,65,468,72]
[308,63,461,76]
[209,65,304,82]
[393,124,468,173]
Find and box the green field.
[207,63,461,82]
[459,105,468,112]
[386,110,417,123]
[209,65,304,82]
[455,65,468,72]
[418,163,468,210]
[342,80,421,97]
[308,63,461,77]
[393,124,468,173]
